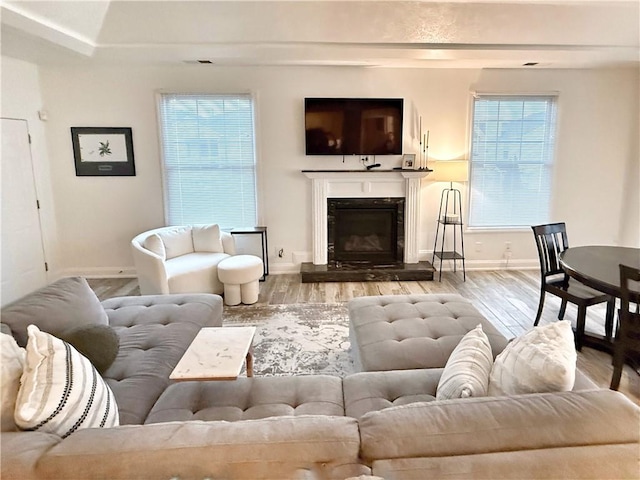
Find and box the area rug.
[222,303,355,377]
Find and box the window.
[468,95,557,228]
[158,93,257,227]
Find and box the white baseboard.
[54,267,137,280]
[269,263,301,274]
[52,258,538,279]
[436,259,539,271]
[290,250,537,272]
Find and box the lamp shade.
[433,160,469,182]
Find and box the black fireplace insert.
[327,197,405,266]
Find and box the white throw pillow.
[143,233,166,260]
[488,320,576,396]
[192,224,223,253]
[436,324,493,400]
[158,226,194,259]
[14,325,119,438]
[1,333,25,431]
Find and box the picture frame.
[71,127,135,176]
[402,153,416,170]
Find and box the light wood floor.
[88,270,639,404]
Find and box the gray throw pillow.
[59,324,120,374]
[0,277,108,347]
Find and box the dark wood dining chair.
[610,263,640,390]
[531,223,615,350]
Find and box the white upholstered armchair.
[131,224,236,295]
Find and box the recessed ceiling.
[2,1,639,69]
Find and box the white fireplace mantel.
[302,169,431,265]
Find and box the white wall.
[1,56,59,279]
[33,64,639,276]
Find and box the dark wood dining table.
[560,245,640,352]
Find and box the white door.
[1,118,48,306]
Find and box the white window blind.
[159,93,257,228]
[469,95,557,228]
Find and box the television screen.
[305,98,403,156]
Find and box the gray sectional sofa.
[1,278,638,480]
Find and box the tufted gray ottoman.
[348,294,509,372]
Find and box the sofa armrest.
[221,231,236,255]
[372,444,640,480]
[358,389,639,461]
[35,416,360,480]
[130,241,169,295]
[1,431,61,480]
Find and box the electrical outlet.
[475,242,482,252]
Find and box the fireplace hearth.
[300,260,435,282]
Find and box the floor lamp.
[435,160,468,222]
[432,160,469,281]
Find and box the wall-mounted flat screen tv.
[305,98,404,156]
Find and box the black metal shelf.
[434,251,465,261]
[432,187,466,282]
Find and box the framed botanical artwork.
[71,127,135,176]
[402,153,416,170]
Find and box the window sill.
[465,227,532,234]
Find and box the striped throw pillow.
[436,324,493,400]
[14,325,119,438]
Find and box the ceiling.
[2,1,639,69]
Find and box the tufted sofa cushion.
[100,294,223,425]
[145,375,345,423]
[344,369,442,418]
[349,294,509,372]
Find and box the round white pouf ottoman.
[217,255,264,306]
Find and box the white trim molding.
[54,267,137,280]
[302,170,431,265]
